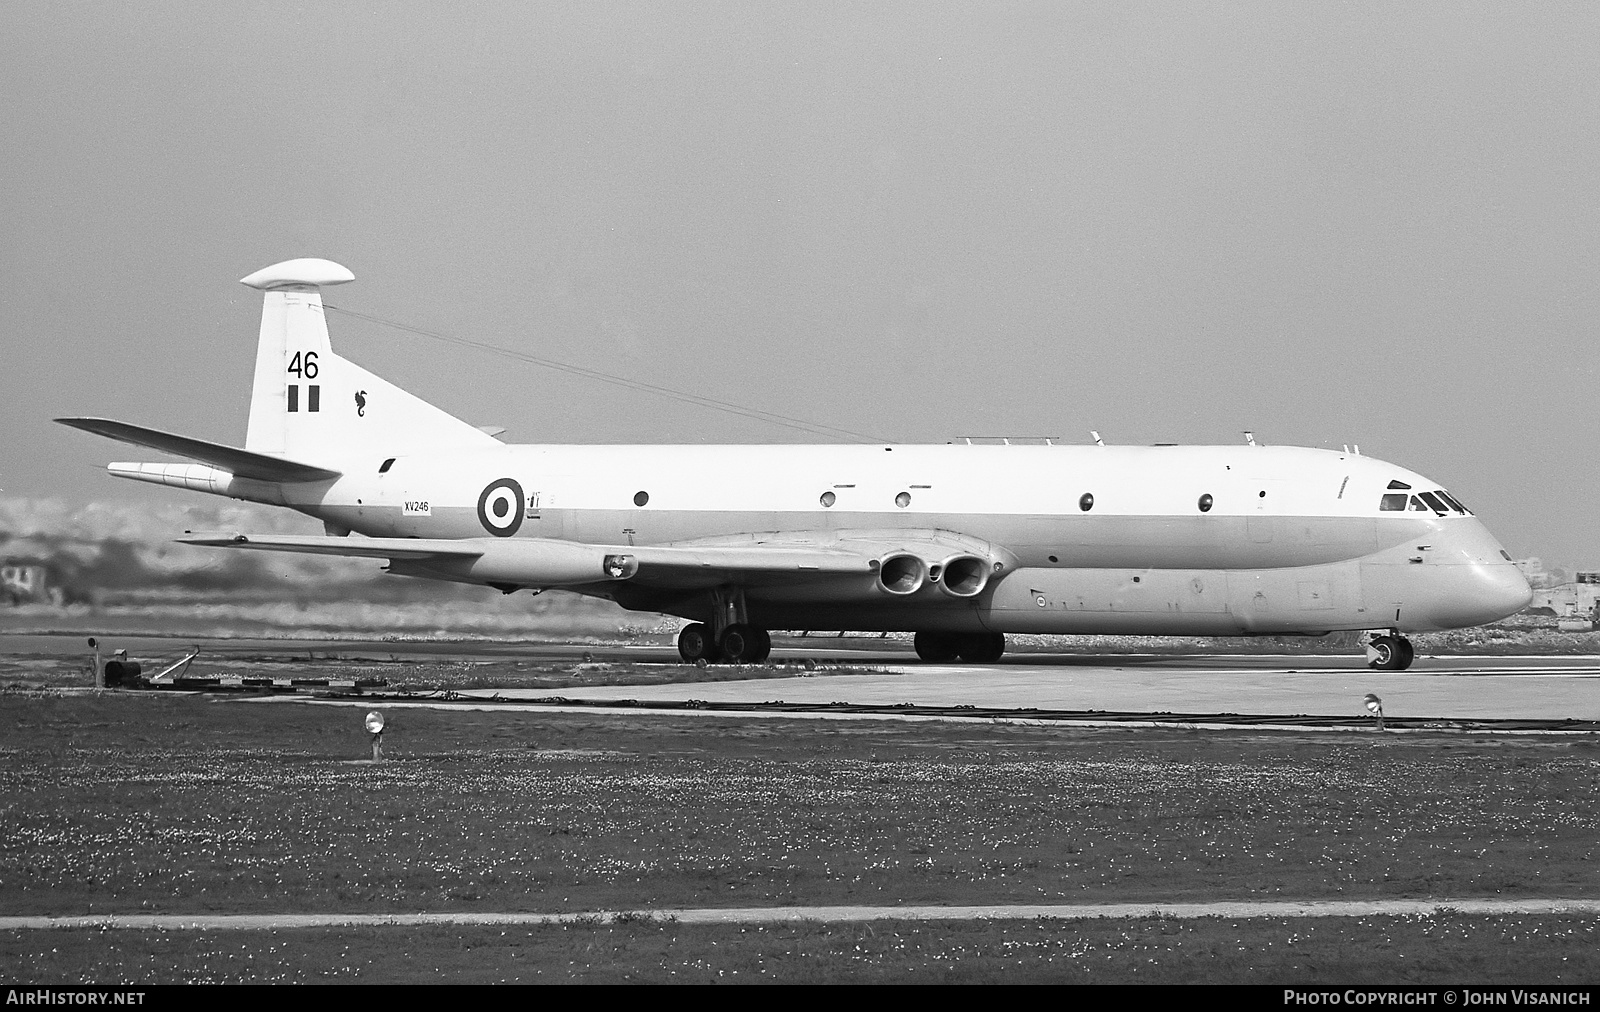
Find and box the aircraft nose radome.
[1467,563,1534,624]
[1410,520,1533,629]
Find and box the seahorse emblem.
[355,390,367,417]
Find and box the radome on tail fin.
[241,258,499,467]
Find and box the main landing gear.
[914,631,1006,664]
[1367,633,1415,671]
[677,622,771,665]
[678,586,773,664]
[677,623,1008,666]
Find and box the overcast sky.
[2,2,1595,564]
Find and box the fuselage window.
[1408,496,1429,511]
[1379,493,1407,511]
[1079,493,1094,512]
[1419,491,1450,514]
[1198,493,1213,513]
[1387,479,1412,490]
[1435,490,1468,514]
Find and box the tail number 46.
[288,351,319,378]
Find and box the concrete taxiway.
[10,633,1598,722]
[479,652,1600,723]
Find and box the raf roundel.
[477,478,525,537]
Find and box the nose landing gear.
[1367,633,1415,671]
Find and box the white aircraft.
[59,258,1531,670]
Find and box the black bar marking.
[308,385,320,412]
[287,384,299,412]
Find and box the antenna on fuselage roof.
[1090,431,1104,446]
[1243,431,1257,446]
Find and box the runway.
[465,652,1600,723]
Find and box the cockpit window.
[1419,491,1451,513]
[1382,487,1473,515]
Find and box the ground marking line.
[7,900,1600,931]
[892,665,1600,677]
[274,698,1600,734]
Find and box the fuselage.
[254,441,1530,636]
[74,259,1532,651]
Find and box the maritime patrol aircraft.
[58,258,1532,669]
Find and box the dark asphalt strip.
[7,899,1600,931]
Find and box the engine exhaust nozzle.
[878,553,927,595]
[939,554,990,598]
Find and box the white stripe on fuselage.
[304,444,1443,529]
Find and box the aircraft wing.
[178,533,873,589]
[56,417,342,483]
[626,543,873,587]
[179,533,484,560]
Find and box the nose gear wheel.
[1367,634,1414,671]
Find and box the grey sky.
[2,2,1595,564]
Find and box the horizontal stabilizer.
[56,418,341,483]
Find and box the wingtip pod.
[240,258,355,290]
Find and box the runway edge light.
[365,710,385,761]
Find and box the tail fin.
[240,258,498,465]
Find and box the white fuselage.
[75,260,1532,646]
[246,441,1530,636]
